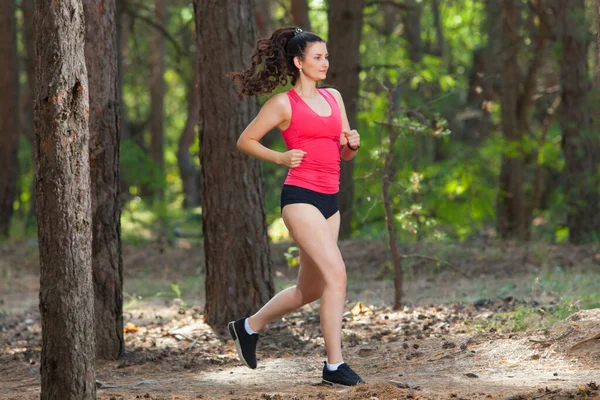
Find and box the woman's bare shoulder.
[262,92,291,115]
[324,87,344,103]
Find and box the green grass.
[124,275,205,309]
[464,265,600,333]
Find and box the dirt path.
[1,240,600,399]
[2,302,599,399]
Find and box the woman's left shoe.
[322,362,365,386]
[228,317,259,369]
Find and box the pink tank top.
[281,88,343,194]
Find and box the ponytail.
[230,26,325,96]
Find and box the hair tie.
[294,27,303,36]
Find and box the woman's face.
[297,42,329,81]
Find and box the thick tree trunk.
[496,0,528,240]
[291,0,311,31]
[255,0,273,38]
[178,46,201,208]
[34,0,96,397]
[557,0,600,243]
[0,0,20,238]
[150,0,167,198]
[327,0,364,239]
[194,0,273,331]
[83,0,125,360]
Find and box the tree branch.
[123,6,186,58]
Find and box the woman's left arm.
[326,88,360,161]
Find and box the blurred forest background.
[2,0,599,247]
[1,0,600,397]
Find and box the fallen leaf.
[351,301,373,316]
[124,322,139,333]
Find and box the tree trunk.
[0,0,20,238]
[291,0,311,31]
[117,0,133,200]
[431,0,445,58]
[401,0,423,64]
[484,0,503,97]
[382,2,400,36]
[22,0,38,229]
[178,45,201,208]
[21,0,35,144]
[194,0,273,331]
[255,0,273,38]
[382,91,403,309]
[457,0,502,145]
[496,0,528,240]
[83,0,125,360]
[34,0,96,397]
[150,0,167,198]
[327,0,364,239]
[597,0,600,89]
[557,0,600,243]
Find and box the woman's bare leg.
[247,248,324,331]
[247,209,339,332]
[279,205,346,364]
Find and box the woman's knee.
[323,264,347,291]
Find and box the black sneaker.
[322,362,365,386]
[228,317,259,369]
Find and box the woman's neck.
[293,79,319,98]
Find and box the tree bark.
[496,0,528,241]
[0,0,20,238]
[255,0,273,38]
[150,0,167,198]
[34,0,96,397]
[291,0,311,31]
[327,0,364,239]
[557,0,600,243]
[178,45,201,208]
[194,0,273,331]
[401,0,423,63]
[83,0,125,360]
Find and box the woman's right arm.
[237,94,306,167]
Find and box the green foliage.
[284,246,300,268]
[6,0,595,247]
[120,140,165,196]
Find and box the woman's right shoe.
[228,317,259,369]
[322,362,365,386]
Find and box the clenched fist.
[279,149,307,168]
[341,129,360,150]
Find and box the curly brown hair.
[230,26,326,96]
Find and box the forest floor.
[1,238,600,399]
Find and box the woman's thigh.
[283,205,344,287]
